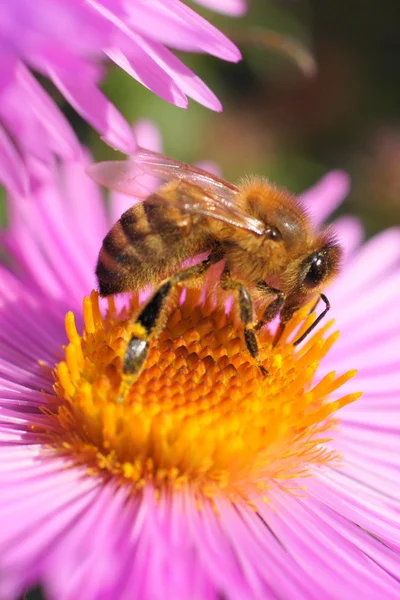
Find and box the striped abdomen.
[96,199,210,296]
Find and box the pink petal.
[60,150,109,261]
[134,119,163,153]
[125,0,241,61]
[87,0,189,108]
[0,465,102,598]
[192,0,247,17]
[8,188,90,301]
[16,63,82,160]
[332,215,364,262]
[257,491,400,597]
[195,160,222,176]
[108,120,163,223]
[49,68,136,155]
[44,484,135,600]
[323,266,400,348]
[329,228,400,305]
[308,473,400,550]
[0,124,28,196]
[2,215,65,299]
[0,61,81,164]
[105,46,188,108]
[131,37,222,111]
[301,170,350,225]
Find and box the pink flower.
[0,121,399,599]
[0,1,242,195]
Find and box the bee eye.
[265,226,281,241]
[304,253,327,288]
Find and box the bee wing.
[87,149,265,236]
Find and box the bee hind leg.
[118,251,223,400]
[221,269,268,377]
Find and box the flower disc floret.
[46,289,360,503]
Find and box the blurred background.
[72,0,398,236]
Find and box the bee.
[88,149,342,387]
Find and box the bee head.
[280,234,342,323]
[300,240,342,293]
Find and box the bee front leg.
[221,269,268,377]
[118,251,223,400]
[253,282,286,345]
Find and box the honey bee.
[88,149,342,386]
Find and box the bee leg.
[221,269,268,377]
[254,282,285,333]
[273,303,301,347]
[118,251,223,400]
[118,280,173,400]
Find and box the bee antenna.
[293,293,330,346]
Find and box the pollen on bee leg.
[43,289,361,503]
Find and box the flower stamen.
[42,289,361,503]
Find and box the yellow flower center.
[43,289,360,502]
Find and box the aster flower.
[0,1,242,196]
[1,122,400,599]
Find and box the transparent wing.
[87,148,265,235]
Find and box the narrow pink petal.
[335,419,400,481]
[257,491,400,597]
[212,497,318,599]
[0,61,81,165]
[308,498,400,582]
[327,312,400,363]
[117,489,225,600]
[131,37,222,111]
[43,484,135,600]
[60,150,109,260]
[329,228,400,304]
[326,334,400,374]
[0,467,100,546]
[332,215,364,261]
[0,70,52,164]
[17,63,82,160]
[195,160,222,176]
[108,120,163,223]
[49,68,136,155]
[9,191,89,301]
[106,47,188,108]
[0,273,67,365]
[133,120,163,153]
[192,0,247,16]
[1,221,64,297]
[0,124,28,196]
[0,473,102,598]
[126,0,241,61]
[86,0,189,108]
[308,473,400,549]
[185,491,279,599]
[331,269,400,330]
[338,452,400,495]
[301,170,350,225]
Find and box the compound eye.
[304,253,327,288]
[265,226,281,241]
